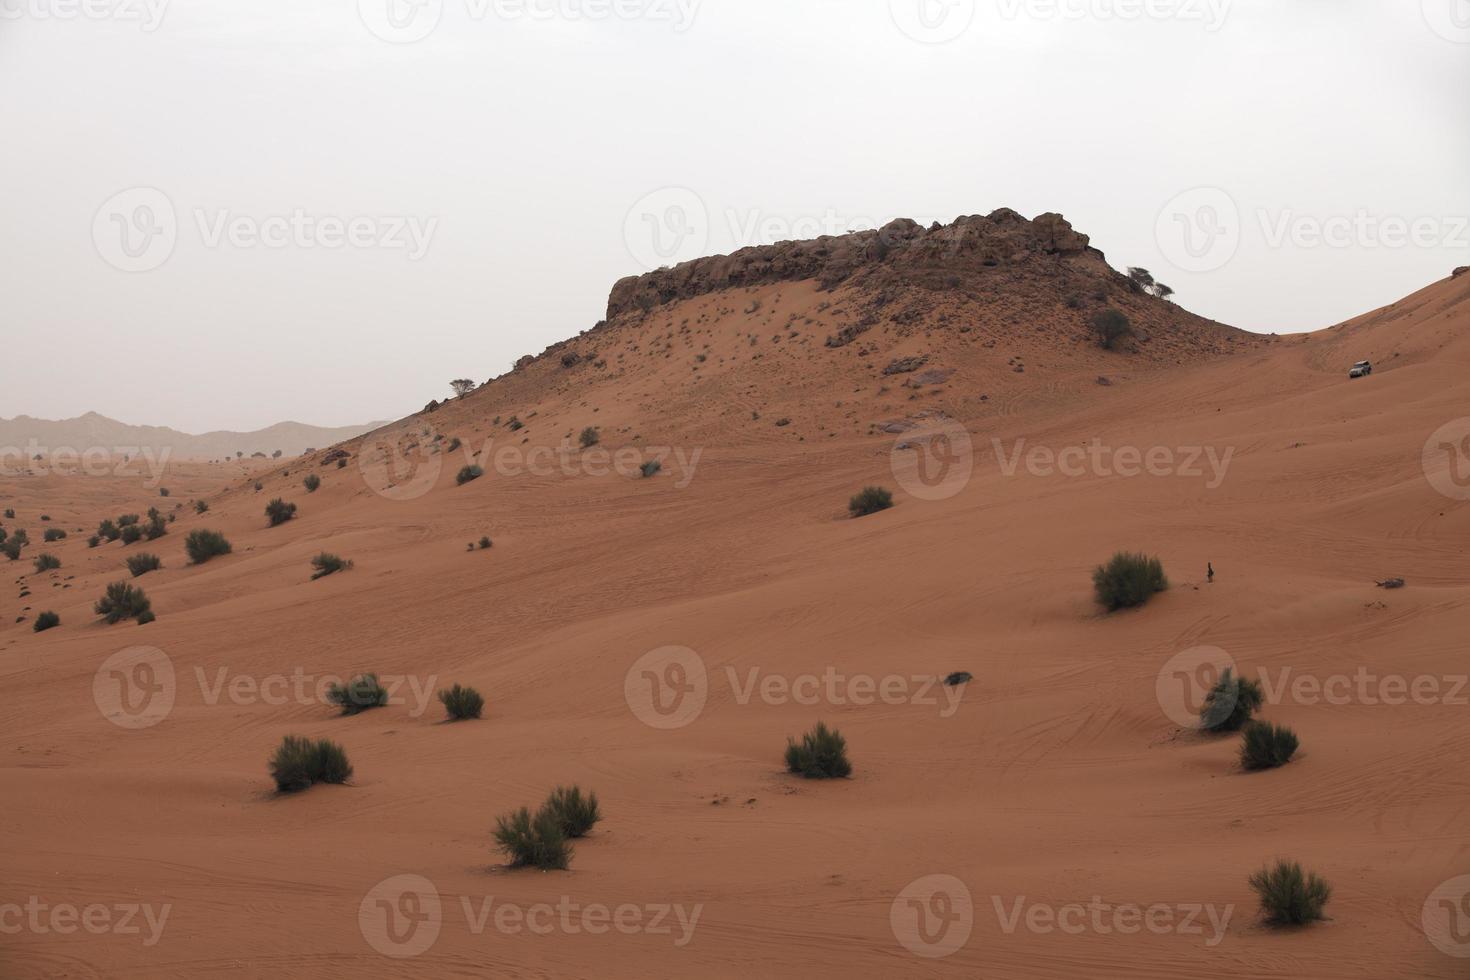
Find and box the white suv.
[1349,360,1373,379]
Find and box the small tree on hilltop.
[1127,267,1155,293]
[450,379,478,398]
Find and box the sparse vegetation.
[95,581,152,624]
[1249,860,1331,927]
[265,498,297,527]
[269,735,353,793]
[944,671,973,686]
[303,474,321,493]
[579,426,600,449]
[438,683,485,720]
[1,539,20,562]
[43,527,65,542]
[1201,668,1265,732]
[120,524,143,545]
[326,673,388,715]
[543,785,601,838]
[640,460,662,478]
[33,553,60,572]
[33,611,60,633]
[449,378,478,398]
[127,553,162,577]
[493,806,572,870]
[185,529,232,564]
[195,500,209,514]
[1240,721,1299,770]
[159,488,170,497]
[88,535,100,548]
[1091,552,1168,611]
[98,519,120,541]
[785,721,852,779]
[1089,308,1133,350]
[848,486,894,518]
[478,536,492,550]
[310,552,353,580]
[456,464,484,486]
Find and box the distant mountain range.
[0,412,387,460]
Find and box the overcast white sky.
[2,0,1466,432]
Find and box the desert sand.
[3,217,1468,978]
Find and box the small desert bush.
[253,481,263,492]
[2,508,12,518]
[493,806,572,870]
[185,529,232,564]
[43,527,65,542]
[438,683,484,720]
[640,460,661,478]
[785,721,852,779]
[543,785,601,838]
[195,500,209,514]
[98,519,120,541]
[1092,552,1168,610]
[310,552,353,580]
[265,498,297,527]
[457,464,484,486]
[1200,667,1264,733]
[117,514,139,527]
[269,735,353,793]
[848,486,894,518]
[95,581,151,624]
[33,611,60,633]
[120,524,143,545]
[127,553,162,577]
[944,671,973,686]
[303,474,321,493]
[579,426,600,449]
[1240,721,1297,770]
[326,673,388,715]
[88,535,100,548]
[159,488,170,497]
[1249,860,1331,926]
[1090,308,1133,350]
[2,539,21,561]
[33,553,60,572]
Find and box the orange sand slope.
[3,259,1469,978]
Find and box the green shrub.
[2,539,21,561]
[447,437,462,452]
[117,514,139,527]
[253,482,263,492]
[785,721,852,779]
[456,464,484,486]
[1090,308,1133,349]
[640,460,662,478]
[127,553,162,577]
[98,519,120,541]
[137,609,155,625]
[2,508,12,518]
[543,785,601,838]
[269,735,353,793]
[88,535,100,548]
[185,529,232,564]
[120,524,143,545]
[95,581,151,624]
[848,486,893,518]
[478,536,492,550]
[1240,721,1297,769]
[1092,552,1168,610]
[265,498,297,527]
[33,611,60,633]
[438,683,485,720]
[195,500,209,514]
[303,474,321,493]
[33,553,60,572]
[944,671,973,686]
[326,673,388,715]
[43,527,65,542]
[159,488,170,497]
[1249,860,1331,926]
[1201,667,1264,732]
[493,806,572,870]
[579,427,600,449]
[310,552,353,580]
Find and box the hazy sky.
[2,0,1466,432]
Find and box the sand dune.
[3,224,1468,977]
